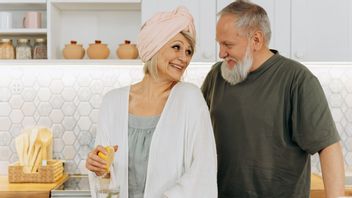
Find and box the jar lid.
[18,38,29,43]
[35,38,46,43]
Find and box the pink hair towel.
[137,6,196,62]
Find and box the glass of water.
[95,173,120,198]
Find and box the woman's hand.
[86,145,118,176]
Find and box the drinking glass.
[95,173,120,198]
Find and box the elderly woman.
[86,6,217,198]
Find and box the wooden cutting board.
[0,174,68,198]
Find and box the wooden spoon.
[21,132,30,172]
[15,134,24,165]
[27,127,39,164]
[29,130,42,173]
[38,128,52,162]
[32,145,42,173]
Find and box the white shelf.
[0,59,143,66]
[0,0,45,2]
[0,0,46,10]
[50,0,140,3]
[50,0,141,10]
[0,28,47,35]
[0,0,142,60]
[0,60,215,68]
[48,2,141,59]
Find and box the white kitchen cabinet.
[48,0,141,59]
[1,0,217,62]
[291,0,352,61]
[0,0,47,46]
[251,0,290,58]
[217,0,352,62]
[0,0,142,61]
[142,0,217,62]
[216,0,291,58]
[2,0,351,63]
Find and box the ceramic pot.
[87,40,110,59]
[116,40,138,59]
[23,12,41,28]
[62,40,85,59]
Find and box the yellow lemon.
[98,146,115,172]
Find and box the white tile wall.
[0,63,351,175]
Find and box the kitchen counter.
[0,174,68,198]
[311,173,352,198]
[1,173,351,197]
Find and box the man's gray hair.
[219,0,271,45]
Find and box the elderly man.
[201,0,345,197]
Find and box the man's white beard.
[220,46,253,85]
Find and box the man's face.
[216,14,254,85]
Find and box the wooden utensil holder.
[8,160,64,183]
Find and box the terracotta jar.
[63,40,85,59]
[116,40,138,59]
[87,40,110,59]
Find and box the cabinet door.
[217,0,291,58]
[141,0,216,62]
[292,0,352,61]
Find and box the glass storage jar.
[16,38,32,59]
[0,38,15,59]
[33,38,47,59]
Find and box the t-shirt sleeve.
[291,72,340,154]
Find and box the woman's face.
[156,33,193,82]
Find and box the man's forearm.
[319,142,345,198]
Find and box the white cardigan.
[88,82,218,198]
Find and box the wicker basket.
[8,160,64,183]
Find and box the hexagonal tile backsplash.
[0,63,351,175]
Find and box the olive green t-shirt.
[201,51,340,198]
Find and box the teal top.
[128,114,159,198]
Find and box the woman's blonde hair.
[143,30,196,79]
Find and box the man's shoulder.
[210,61,222,72]
[201,61,223,93]
[204,61,222,80]
[274,54,314,78]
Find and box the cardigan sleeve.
[163,105,218,198]
[88,93,115,198]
